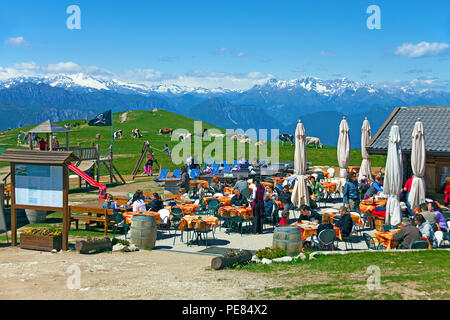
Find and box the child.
[144,155,154,176]
[278,211,289,226]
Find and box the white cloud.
[210,47,247,58]
[395,41,449,58]
[5,36,28,47]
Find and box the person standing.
[279,185,293,219]
[252,179,266,234]
[39,138,48,151]
[403,175,414,213]
[343,172,360,211]
[178,166,190,193]
[162,144,171,158]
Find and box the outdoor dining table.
[292,222,342,241]
[359,199,388,214]
[374,230,432,250]
[218,206,253,220]
[317,209,363,226]
[223,186,233,194]
[165,203,200,215]
[178,215,220,230]
[347,166,360,173]
[272,177,286,186]
[320,181,337,193]
[122,211,161,225]
[203,196,232,207]
[261,181,274,188]
[189,180,210,189]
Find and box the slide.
[68,163,106,189]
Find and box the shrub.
[255,247,287,260]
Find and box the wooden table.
[203,196,232,207]
[69,203,115,235]
[190,180,210,189]
[179,215,219,230]
[165,203,200,215]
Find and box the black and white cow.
[278,134,294,144]
[113,130,123,140]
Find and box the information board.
[15,164,63,208]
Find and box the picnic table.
[69,202,116,235]
[122,211,161,225]
[292,221,342,241]
[374,230,432,250]
[218,206,253,220]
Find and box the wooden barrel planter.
[272,225,303,256]
[130,214,157,250]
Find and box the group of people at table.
[98,164,447,249]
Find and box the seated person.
[233,176,248,192]
[179,188,191,203]
[278,185,293,216]
[364,177,384,199]
[231,165,239,172]
[210,176,224,194]
[400,202,411,219]
[266,186,278,201]
[335,206,353,237]
[358,176,370,199]
[218,163,225,172]
[264,193,275,217]
[131,190,146,212]
[414,213,436,246]
[417,202,436,225]
[428,201,447,232]
[298,204,321,223]
[316,213,334,234]
[309,176,324,200]
[148,193,164,212]
[205,163,213,174]
[392,220,423,249]
[230,188,249,207]
[278,211,289,226]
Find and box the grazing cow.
[306,136,323,148]
[132,129,143,138]
[113,130,123,140]
[159,128,174,135]
[230,134,239,140]
[95,133,101,141]
[240,138,252,144]
[255,141,266,146]
[278,134,294,144]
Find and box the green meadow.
[0,110,387,175]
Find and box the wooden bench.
[70,204,116,235]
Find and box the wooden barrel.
[130,214,157,250]
[25,210,48,224]
[272,225,303,256]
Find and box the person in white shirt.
[131,190,146,212]
[248,179,257,200]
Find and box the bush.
[255,247,287,260]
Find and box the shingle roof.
[367,106,450,155]
[0,149,79,165]
[28,120,69,133]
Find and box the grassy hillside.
[0,110,387,175]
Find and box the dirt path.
[0,247,272,300]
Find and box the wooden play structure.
[26,120,125,185]
[132,141,161,179]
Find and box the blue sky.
[0,0,449,90]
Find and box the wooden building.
[367,106,450,198]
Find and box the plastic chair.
[362,232,385,250]
[154,168,169,182]
[223,164,232,173]
[172,169,181,179]
[410,240,429,249]
[312,229,336,251]
[190,168,200,179]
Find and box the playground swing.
[132,141,161,179]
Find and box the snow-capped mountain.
[0,73,448,147]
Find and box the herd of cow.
[111,127,323,148]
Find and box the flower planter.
[20,233,62,252]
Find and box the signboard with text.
[15,164,63,208]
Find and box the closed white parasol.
[291,120,310,207]
[408,119,426,211]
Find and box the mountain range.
[0,74,448,147]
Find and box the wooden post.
[29,133,33,150]
[46,133,50,151]
[96,144,100,183]
[62,164,69,251]
[10,163,16,246]
[66,132,70,151]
